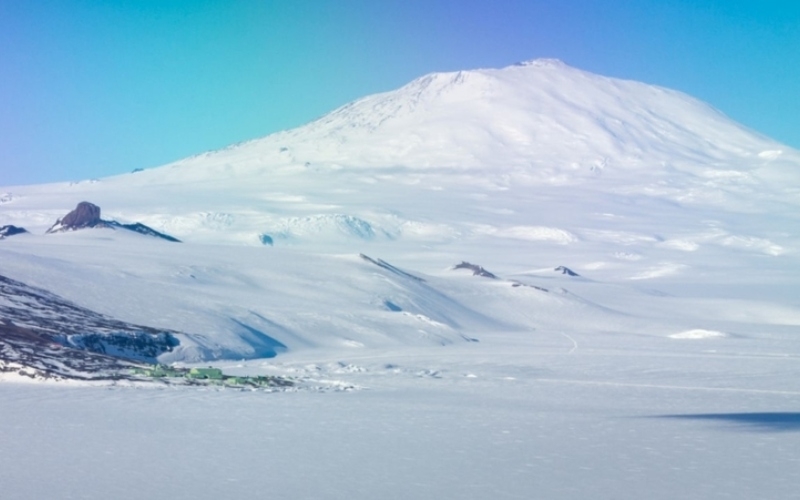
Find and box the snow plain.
[1,59,800,498]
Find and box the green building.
[187,367,224,380]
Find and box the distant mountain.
[1,59,796,250]
[156,58,795,181]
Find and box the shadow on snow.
[654,412,800,432]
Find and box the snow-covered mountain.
[3,58,800,500]
[1,59,799,368]
[160,58,797,177]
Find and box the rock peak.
[56,201,102,230]
[45,201,180,242]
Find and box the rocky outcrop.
[46,201,180,242]
[52,201,102,230]
[110,222,181,242]
[359,253,425,282]
[554,266,580,277]
[0,273,182,380]
[453,261,498,279]
[0,225,27,239]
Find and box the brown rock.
[48,202,103,232]
[44,201,179,242]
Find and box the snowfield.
[1,59,799,499]
[2,339,799,500]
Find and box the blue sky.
[1,0,798,185]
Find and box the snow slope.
[1,59,799,361]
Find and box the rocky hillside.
[0,273,180,381]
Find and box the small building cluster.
[131,364,292,387]
[188,367,223,379]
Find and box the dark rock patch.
[453,261,498,279]
[0,320,139,381]
[555,266,580,277]
[0,273,180,362]
[0,273,185,380]
[0,225,27,239]
[359,253,425,282]
[46,201,180,242]
[49,201,102,231]
[511,281,549,292]
[109,221,181,242]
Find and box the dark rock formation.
[554,266,580,277]
[0,225,27,239]
[109,222,181,242]
[510,281,549,292]
[453,261,498,279]
[359,253,425,282]
[0,273,183,380]
[48,201,102,231]
[46,201,180,242]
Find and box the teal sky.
[1,0,798,186]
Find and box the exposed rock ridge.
[554,266,580,277]
[46,201,180,242]
[453,262,498,279]
[0,273,181,363]
[0,225,27,239]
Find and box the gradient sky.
[1,0,798,186]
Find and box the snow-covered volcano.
[1,59,799,366]
[4,59,798,243]
[164,58,796,177]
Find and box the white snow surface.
[1,59,800,499]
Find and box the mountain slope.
[149,59,798,183]
[1,59,799,365]
[18,58,789,249]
